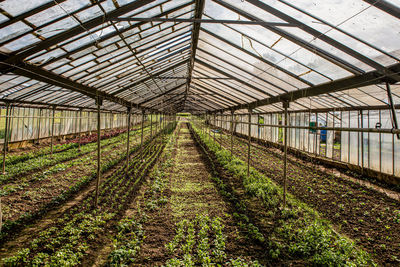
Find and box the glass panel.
[29,48,66,65]
[26,0,90,27]
[0,0,53,16]
[0,33,40,53]
[0,21,31,44]
[36,17,79,38]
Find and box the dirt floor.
[129,123,269,266]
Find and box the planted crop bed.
[0,125,153,242]
[89,122,271,266]
[0,121,150,169]
[0,123,174,266]
[190,122,376,266]
[208,125,400,265]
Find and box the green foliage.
[108,217,144,266]
[2,123,177,266]
[190,122,375,266]
[165,214,259,266]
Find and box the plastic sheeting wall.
[0,107,142,144]
[212,110,399,177]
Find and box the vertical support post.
[150,113,153,139]
[2,103,10,174]
[332,111,336,159]
[36,108,42,145]
[94,97,102,207]
[141,110,145,161]
[314,112,318,156]
[247,108,251,178]
[219,112,222,144]
[307,111,311,154]
[360,110,364,171]
[213,113,216,143]
[325,112,328,157]
[348,111,350,163]
[0,103,7,232]
[111,112,113,130]
[339,111,343,162]
[78,109,83,152]
[126,107,131,175]
[208,113,211,141]
[156,113,158,136]
[231,110,234,161]
[257,114,260,141]
[50,106,56,157]
[283,101,289,210]
[357,111,360,166]
[379,110,382,172]
[367,110,370,168]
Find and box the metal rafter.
[213,62,400,113]
[40,3,194,68]
[112,17,296,26]
[244,0,400,81]
[7,63,133,107]
[215,0,365,75]
[183,0,205,110]
[139,83,186,106]
[195,58,272,97]
[0,0,156,73]
[363,0,400,19]
[110,59,189,97]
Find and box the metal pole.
[368,110,370,168]
[220,113,222,144]
[126,107,131,175]
[357,111,360,167]
[213,113,216,143]
[332,111,335,159]
[360,110,364,170]
[78,109,82,152]
[2,103,10,174]
[379,110,382,172]
[247,109,251,178]
[94,98,102,207]
[231,110,234,160]
[50,106,56,157]
[156,113,158,136]
[340,111,342,161]
[36,108,42,145]
[348,111,350,163]
[314,112,318,156]
[141,110,145,161]
[325,112,328,157]
[283,101,289,209]
[150,112,153,139]
[209,114,211,138]
[111,112,113,129]
[257,114,260,140]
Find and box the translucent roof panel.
[0,0,399,114]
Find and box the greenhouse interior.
[0,0,399,266]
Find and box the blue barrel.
[320,128,327,142]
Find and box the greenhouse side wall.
[209,109,400,185]
[0,106,144,148]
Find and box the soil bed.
[215,130,400,265]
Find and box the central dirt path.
[169,123,227,219]
[130,122,268,266]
